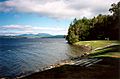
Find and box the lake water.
[0,38,85,78]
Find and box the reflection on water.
[0,38,87,77]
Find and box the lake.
[0,38,85,78]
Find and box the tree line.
[66,1,120,44]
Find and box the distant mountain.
[18,33,53,38]
[0,33,65,38]
[35,33,52,37]
[47,35,65,38]
[18,34,35,37]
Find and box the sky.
[0,0,119,35]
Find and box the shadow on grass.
[88,45,120,57]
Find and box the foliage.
[66,1,120,44]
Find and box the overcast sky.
[0,0,119,35]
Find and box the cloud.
[0,25,68,35]
[0,0,119,19]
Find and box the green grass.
[74,40,120,58]
[74,40,120,50]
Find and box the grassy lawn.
[74,40,120,49]
[74,40,120,58]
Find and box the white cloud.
[0,25,68,35]
[0,0,119,19]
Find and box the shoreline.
[20,41,120,79]
[1,40,120,79]
[21,57,120,79]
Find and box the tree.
[109,1,120,39]
[66,1,120,44]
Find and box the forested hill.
[66,1,120,44]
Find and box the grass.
[74,40,120,49]
[74,40,120,58]
[92,52,120,58]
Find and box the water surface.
[0,38,85,77]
